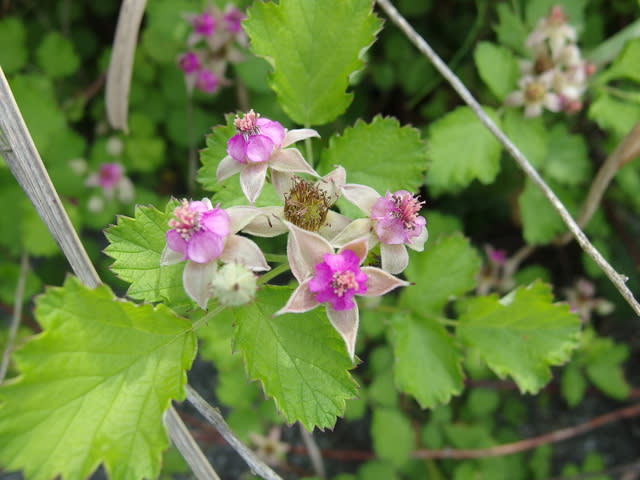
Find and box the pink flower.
[85,162,134,204]
[309,250,368,311]
[192,12,216,36]
[165,199,231,264]
[223,7,245,34]
[333,185,428,274]
[161,199,270,308]
[178,52,201,73]
[371,190,426,245]
[276,222,408,358]
[217,110,320,203]
[195,69,219,93]
[95,163,123,190]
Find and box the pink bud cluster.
[161,109,428,359]
[505,5,595,117]
[177,5,247,94]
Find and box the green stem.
[304,123,314,166]
[264,253,288,263]
[190,305,226,332]
[259,262,291,285]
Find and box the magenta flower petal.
[246,135,275,163]
[166,199,232,263]
[256,118,285,145]
[178,52,200,73]
[192,12,215,36]
[187,230,225,263]
[371,190,426,245]
[201,208,231,237]
[227,135,248,163]
[166,230,187,257]
[308,250,367,311]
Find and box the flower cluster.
[161,110,428,359]
[177,5,247,94]
[505,5,595,117]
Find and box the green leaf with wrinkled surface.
[457,281,581,393]
[494,4,528,55]
[427,106,502,194]
[519,179,579,245]
[319,116,427,195]
[229,286,357,430]
[0,277,196,480]
[503,109,548,169]
[244,0,382,125]
[104,202,190,305]
[400,234,481,314]
[474,42,519,101]
[392,313,464,408]
[598,38,640,84]
[588,92,640,139]
[36,31,80,78]
[543,124,591,186]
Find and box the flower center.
[169,200,202,241]
[284,177,330,232]
[391,192,424,230]
[331,270,359,297]
[534,55,554,74]
[525,82,546,102]
[234,109,261,138]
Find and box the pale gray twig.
[0,66,216,479]
[105,0,148,132]
[557,122,640,245]
[375,0,640,316]
[185,384,285,480]
[163,407,221,480]
[0,252,29,384]
[299,424,326,480]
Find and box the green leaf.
[474,42,519,101]
[124,137,166,173]
[392,313,464,408]
[503,109,548,169]
[319,116,427,194]
[244,0,382,125]
[9,74,67,154]
[104,203,190,305]
[0,277,196,480]
[426,106,502,194]
[400,234,481,314]
[584,336,630,399]
[561,363,587,407]
[0,17,28,74]
[543,124,591,186]
[36,31,80,78]
[493,4,528,55]
[519,179,579,245]
[457,281,581,393]
[371,408,414,467]
[598,38,640,84]
[588,92,640,140]
[230,286,358,430]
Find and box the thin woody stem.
[375,0,640,316]
[411,403,640,459]
[557,121,640,245]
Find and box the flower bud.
[210,263,257,307]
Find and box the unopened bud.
[210,263,257,307]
